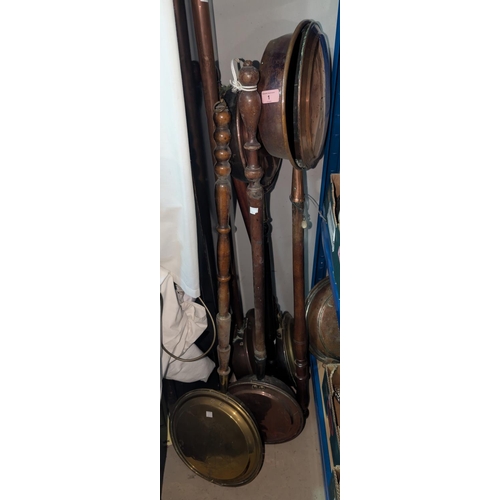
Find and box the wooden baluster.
[188,0,246,340]
[238,61,266,381]
[213,100,232,393]
[291,167,310,417]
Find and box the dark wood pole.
[190,0,219,160]
[291,167,310,417]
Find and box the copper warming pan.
[259,20,331,416]
[227,61,304,444]
[230,21,331,420]
[292,21,331,170]
[258,20,308,166]
[231,18,331,370]
[258,20,330,170]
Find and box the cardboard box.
[329,466,340,500]
[324,175,340,293]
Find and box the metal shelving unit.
[310,4,340,499]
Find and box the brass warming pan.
[169,100,264,486]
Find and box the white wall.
[212,0,339,315]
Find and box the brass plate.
[169,389,264,486]
[228,375,304,444]
[293,21,331,170]
[305,277,340,362]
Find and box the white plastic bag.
[160,267,215,395]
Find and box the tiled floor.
[161,381,326,500]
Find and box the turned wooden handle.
[291,167,310,417]
[238,61,266,380]
[213,100,232,393]
[233,172,278,365]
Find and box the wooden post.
[291,167,310,417]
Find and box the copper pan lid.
[169,389,264,486]
[293,21,331,170]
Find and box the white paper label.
[250,207,259,215]
[206,411,213,418]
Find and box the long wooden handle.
[291,167,310,417]
[234,172,278,367]
[238,61,266,380]
[213,101,232,393]
[190,0,219,163]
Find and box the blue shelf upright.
[310,4,340,500]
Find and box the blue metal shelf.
[310,4,340,499]
[311,2,340,290]
[311,355,332,500]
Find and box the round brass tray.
[228,375,304,444]
[169,389,264,486]
[305,277,340,362]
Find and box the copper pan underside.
[305,277,340,362]
[258,19,330,170]
[258,20,310,166]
